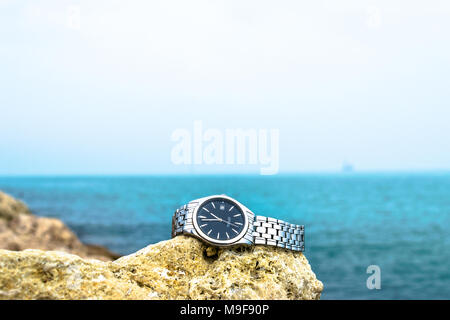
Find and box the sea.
[0,173,449,300]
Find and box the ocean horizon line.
[1,169,450,178]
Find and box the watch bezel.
[192,195,249,246]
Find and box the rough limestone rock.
[0,235,323,300]
[0,191,119,261]
[0,191,31,220]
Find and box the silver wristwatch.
[172,194,305,252]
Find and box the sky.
[1,0,450,175]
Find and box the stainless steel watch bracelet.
[252,215,305,252]
[172,204,305,252]
[172,204,189,238]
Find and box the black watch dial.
[196,198,246,241]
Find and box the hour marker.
[207,229,212,235]
[202,207,210,212]
[220,204,225,210]
[233,214,240,217]
[226,232,230,239]
[235,222,242,225]
[232,228,238,234]
[199,215,207,218]
[200,224,207,227]
[228,206,234,212]
[216,232,220,239]
[211,202,216,208]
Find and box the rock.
[0,191,119,261]
[0,235,323,300]
[0,191,31,220]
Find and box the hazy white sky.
[1,0,450,174]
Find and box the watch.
[171,194,305,252]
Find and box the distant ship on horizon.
[342,162,354,173]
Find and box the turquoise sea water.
[1,174,449,299]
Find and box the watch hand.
[209,212,222,220]
[208,213,240,228]
[223,220,240,228]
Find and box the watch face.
[195,198,246,242]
